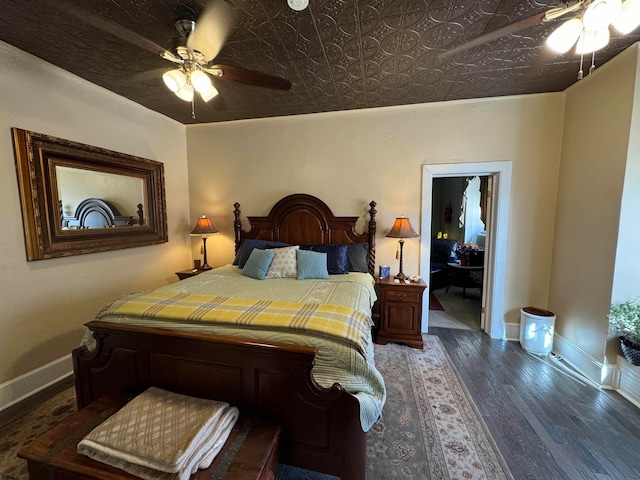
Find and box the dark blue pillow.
[234,239,290,268]
[309,244,349,275]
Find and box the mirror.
[13,128,168,260]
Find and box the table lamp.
[190,215,218,270]
[385,216,419,280]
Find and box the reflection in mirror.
[56,167,145,229]
[13,128,168,261]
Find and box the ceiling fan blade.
[439,11,548,59]
[438,1,584,59]
[204,64,292,90]
[49,1,167,57]
[187,0,238,62]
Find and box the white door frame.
[421,162,512,340]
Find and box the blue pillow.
[309,244,349,275]
[234,239,290,268]
[297,250,329,280]
[242,249,277,280]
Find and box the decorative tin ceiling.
[1,0,638,124]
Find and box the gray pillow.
[346,243,369,273]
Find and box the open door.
[479,175,493,330]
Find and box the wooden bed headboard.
[233,194,377,275]
[61,198,143,229]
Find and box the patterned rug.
[0,335,512,480]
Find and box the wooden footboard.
[73,321,366,480]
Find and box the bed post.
[233,202,242,254]
[368,200,377,276]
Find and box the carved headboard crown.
[233,194,377,275]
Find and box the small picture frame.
[379,265,390,279]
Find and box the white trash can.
[519,306,556,355]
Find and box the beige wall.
[549,46,639,363]
[0,42,191,384]
[186,94,565,326]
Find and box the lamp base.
[201,264,212,270]
[394,272,407,281]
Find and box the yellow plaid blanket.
[97,290,371,356]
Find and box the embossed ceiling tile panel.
[2,0,640,123]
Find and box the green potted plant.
[608,298,640,366]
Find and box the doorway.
[420,162,512,339]
[430,175,486,331]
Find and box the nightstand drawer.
[383,290,420,303]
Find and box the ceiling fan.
[53,0,292,118]
[439,0,640,64]
[159,1,292,108]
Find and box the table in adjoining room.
[446,263,483,299]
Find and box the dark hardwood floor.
[432,327,640,480]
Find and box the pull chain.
[191,98,196,120]
[578,29,585,80]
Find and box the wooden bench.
[18,395,280,480]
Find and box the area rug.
[429,292,445,311]
[1,336,512,480]
[367,336,513,479]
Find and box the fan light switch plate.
[287,0,309,11]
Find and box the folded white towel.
[77,387,239,480]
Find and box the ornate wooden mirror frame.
[12,128,168,261]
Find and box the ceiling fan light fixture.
[190,70,212,93]
[613,0,640,33]
[547,18,584,53]
[575,26,610,53]
[175,83,194,102]
[162,69,187,92]
[199,84,219,103]
[583,0,622,30]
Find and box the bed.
[61,198,143,229]
[72,193,381,480]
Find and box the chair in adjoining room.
[430,238,458,291]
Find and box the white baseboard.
[551,333,617,389]
[503,322,520,341]
[616,356,640,409]
[505,325,616,388]
[0,354,73,412]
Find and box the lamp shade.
[547,18,584,53]
[200,84,219,103]
[162,69,187,92]
[613,0,640,33]
[583,0,622,30]
[190,215,219,236]
[175,83,194,102]
[190,70,212,93]
[385,216,419,239]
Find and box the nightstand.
[175,268,204,280]
[375,276,427,349]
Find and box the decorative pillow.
[242,249,277,280]
[309,244,349,275]
[346,243,369,273]
[297,250,329,280]
[234,239,290,268]
[265,245,300,279]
